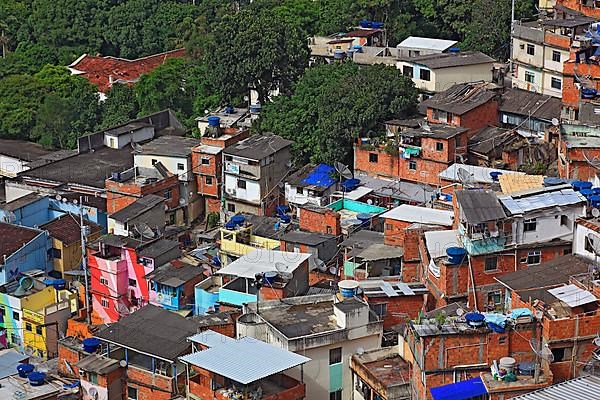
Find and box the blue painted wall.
[48,199,107,231]
[0,197,49,227]
[1,231,50,285]
[218,287,256,307]
[195,286,219,315]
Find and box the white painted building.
[103,122,155,149]
[285,164,338,207]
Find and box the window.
[297,187,303,195]
[330,390,342,400]
[527,250,541,265]
[227,203,236,212]
[237,179,246,189]
[25,323,32,332]
[36,326,42,335]
[206,176,213,185]
[51,248,61,259]
[409,160,417,170]
[560,215,570,228]
[201,157,210,165]
[151,159,158,165]
[128,386,138,400]
[369,153,379,163]
[551,77,562,90]
[385,223,393,230]
[372,303,387,319]
[129,279,137,287]
[109,138,116,148]
[177,163,184,171]
[329,347,342,365]
[12,312,19,321]
[100,277,109,286]
[436,142,444,152]
[564,248,572,255]
[0,307,4,317]
[484,256,498,272]
[551,347,572,362]
[101,298,109,308]
[525,71,535,84]
[163,189,172,199]
[455,136,461,147]
[403,65,413,78]
[526,44,535,55]
[419,69,431,81]
[552,50,561,62]
[487,290,502,306]
[326,226,333,234]
[10,334,17,344]
[524,218,537,232]
[432,109,448,122]
[89,372,98,385]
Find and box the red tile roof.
[0,223,42,260]
[68,49,186,93]
[40,214,103,246]
[343,29,383,38]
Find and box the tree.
[258,62,418,165]
[99,84,139,129]
[0,74,46,139]
[31,95,76,149]
[205,7,309,103]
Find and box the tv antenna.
[457,167,475,188]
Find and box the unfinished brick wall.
[127,367,176,400]
[105,175,179,214]
[366,294,425,328]
[299,206,341,236]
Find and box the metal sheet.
[381,281,400,297]
[396,282,415,296]
[511,375,600,399]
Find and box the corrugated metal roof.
[0,349,28,379]
[511,375,600,399]
[498,188,586,215]
[216,249,311,279]
[548,284,598,308]
[439,163,523,184]
[180,331,310,384]
[456,190,507,223]
[188,330,236,347]
[381,205,454,226]
[397,36,457,51]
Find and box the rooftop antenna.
[457,167,475,188]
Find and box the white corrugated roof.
[424,230,461,259]
[439,163,523,184]
[397,36,458,51]
[548,284,598,308]
[180,331,310,385]
[343,186,373,200]
[511,375,600,399]
[381,205,454,226]
[217,249,311,279]
[188,330,236,348]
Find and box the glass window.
[177,163,184,171]
[129,279,137,287]
[484,257,498,272]
[526,44,535,55]
[227,203,236,212]
[201,157,210,165]
[409,160,417,170]
[419,69,431,81]
[369,153,378,163]
[525,71,535,84]
[436,142,444,151]
[403,65,413,78]
[163,189,172,199]
[89,372,98,384]
[12,312,19,321]
[524,218,537,232]
[206,176,213,185]
[51,248,62,259]
[128,386,138,400]
[552,50,561,62]
[487,291,502,306]
[329,347,342,365]
[25,323,32,331]
[551,77,562,90]
[527,251,541,265]
[237,179,246,189]
[371,303,387,319]
[330,390,342,400]
[36,326,43,335]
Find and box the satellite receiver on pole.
[335,161,353,180]
[134,223,156,240]
[551,118,559,126]
[529,338,555,382]
[457,167,475,188]
[275,262,293,280]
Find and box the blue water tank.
[489,171,503,182]
[224,107,235,114]
[250,103,262,114]
[372,21,384,29]
[231,215,246,225]
[17,363,34,378]
[572,180,592,191]
[446,247,467,265]
[82,337,100,353]
[224,220,236,230]
[277,205,290,215]
[263,271,278,285]
[334,50,346,60]
[449,47,461,53]
[279,214,291,224]
[581,188,594,198]
[443,193,453,202]
[212,255,221,267]
[207,116,221,127]
[347,49,356,58]
[342,178,361,192]
[28,372,46,386]
[43,279,66,290]
[359,20,372,28]
[592,188,600,195]
[582,88,598,99]
[357,213,371,222]
[590,195,600,208]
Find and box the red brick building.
[556,0,600,18]
[359,280,428,328]
[381,204,454,247]
[191,128,250,214]
[298,204,341,236]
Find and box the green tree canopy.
[258,62,418,165]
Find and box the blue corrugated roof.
[301,164,337,188]
[430,377,488,400]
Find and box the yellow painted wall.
[52,231,102,276]
[219,228,280,259]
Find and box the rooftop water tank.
[499,357,517,374]
[372,21,384,29]
[590,195,600,208]
[276,205,290,215]
[43,279,66,290]
[207,116,221,127]
[581,188,594,198]
[518,361,535,376]
[224,107,235,114]
[582,88,598,99]
[17,363,34,378]
[279,214,291,224]
[263,271,278,286]
[338,280,360,298]
[489,171,503,182]
[359,20,372,28]
[446,247,467,265]
[342,178,361,192]
[28,372,46,386]
[357,213,371,223]
[464,312,485,328]
[224,220,236,230]
[334,50,346,60]
[449,47,461,53]
[592,188,600,195]
[572,180,592,191]
[231,215,246,226]
[82,337,101,353]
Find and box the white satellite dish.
[356,347,365,355]
[456,308,465,317]
[534,310,544,320]
[335,161,353,180]
[134,223,155,240]
[593,336,600,347]
[55,194,62,201]
[593,208,600,218]
[88,387,99,400]
[119,359,128,368]
[457,167,475,187]
[179,198,187,206]
[530,339,555,362]
[551,118,559,126]
[587,233,600,256]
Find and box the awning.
[430,377,488,400]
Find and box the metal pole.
[510,0,515,72]
[80,197,91,324]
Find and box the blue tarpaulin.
[300,164,337,188]
[430,377,488,400]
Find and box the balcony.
[220,228,280,258]
[459,224,508,256]
[219,277,257,306]
[189,372,305,400]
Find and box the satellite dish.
[88,387,99,400]
[356,347,364,355]
[530,339,555,362]
[73,199,78,205]
[119,360,128,368]
[456,308,465,317]
[457,167,475,187]
[134,223,155,240]
[335,161,353,180]
[593,336,600,347]
[367,199,373,205]
[179,198,187,206]
[593,208,600,218]
[587,233,600,256]
[62,198,68,203]
[534,310,544,320]
[552,118,559,126]
[131,142,143,153]
[55,194,62,201]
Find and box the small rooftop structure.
[108,194,164,223]
[1,193,45,213]
[455,190,507,224]
[181,330,310,385]
[381,205,454,226]
[498,186,586,216]
[499,88,562,121]
[511,375,600,400]
[350,347,411,400]
[421,81,499,116]
[94,304,199,362]
[359,280,427,297]
[216,249,311,279]
[399,123,468,139]
[399,51,495,69]
[146,260,204,288]
[280,231,335,247]
[439,163,524,185]
[75,354,121,375]
[223,134,292,160]
[287,164,337,191]
[195,107,250,128]
[348,243,405,262]
[547,284,598,308]
[397,36,457,52]
[354,172,435,204]
[40,213,103,246]
[138,135,201,158]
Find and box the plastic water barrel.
[464,312,485,327]
[276,205,290,215]
[572,180,592,191]
[338,280,360,298]
[593,188,600,195]
[359,20,371,28]
[207,116,221,127]
[334,50,346,60]
[263,271,278,285]
[224,220,236,230]
[449,47,461,53]
[224,107,235,114]
[82,337,100,353]
[446,247,467,265]
[231,215,246,225]
[581,188,594,198]
[489,171,503,182]
[279,214,291,224]
[17,363,34,378]
[590,195,600,208]
[372,22,384,29]
[28,372,46,386]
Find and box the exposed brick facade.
[105,174,179,215]
[298,206,341,236]
[364,293,425,328]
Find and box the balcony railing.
[458,225,509,256]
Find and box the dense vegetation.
[0,0,535,159]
